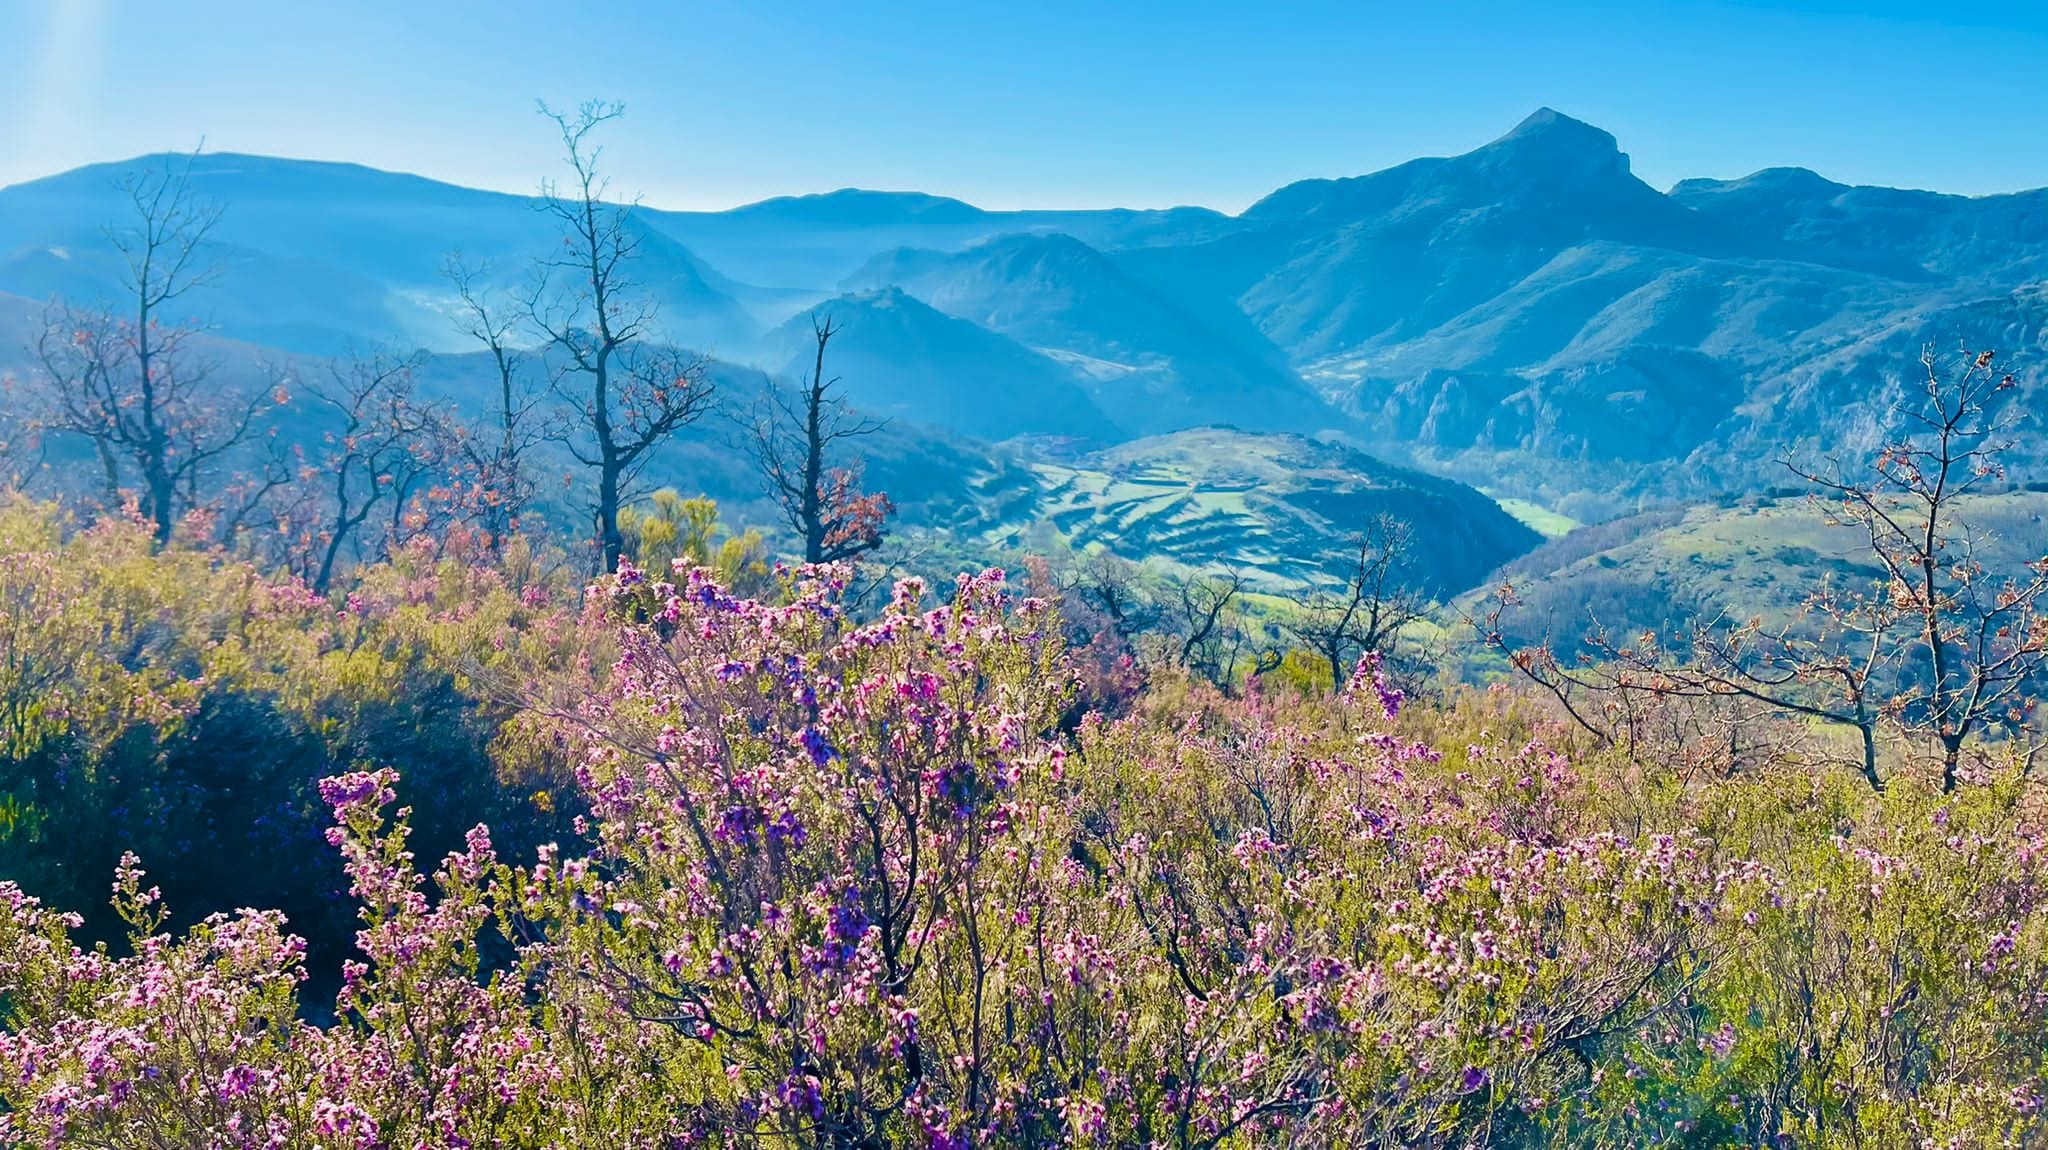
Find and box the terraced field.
[970,428,1542,594]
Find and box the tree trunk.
[94,440,122,507]
[598,461,624,574]
[800,342,827,565]
[145,463,176,546]
[1859,722,1884,794]
[314,532,348,597]
[137,288,176,548]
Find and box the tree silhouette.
[31,153,281,544]
[528,101,713,572]
[750,315,893,564]
[444,256,549,552]
[1486,345,2048,792]
[1284,515,1428,692]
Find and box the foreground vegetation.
[0,499,2042,1149]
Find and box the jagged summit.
[1498,106,1610,143]
[1472,106,1631,180]
[1242,108,1644,225]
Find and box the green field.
[963,427,1541,594]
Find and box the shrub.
[0,542,2044,1147]
[0,497,580,971]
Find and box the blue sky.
[3,0,2046,211]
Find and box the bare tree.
[1166,568,1254,689]
[1066,550,1161,642]
[0,371,38,490]
[1284,515,1429,693]
[1791,346,2047,789]
[30,154,279,544]
[270,351,443,593]
[529,100,714,573]
[211,411,298,550]
[1477,584,1882,789]
[445,257,548,551]
[749,315,893,564]
[1481,345,2048,793]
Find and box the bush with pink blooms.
[1,525,2046,1146]
[0,497,582,980]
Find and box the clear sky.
[4,0,2046,212]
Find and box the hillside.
[642,190,1233,290]
[1467,491,2048,652]
[4,109,2047,573]
[1,279,1534,598]
[841,233,1330,435]
[757,288,1123,443]
[0,154,758,356]
[968,428,1541,594]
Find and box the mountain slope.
[973,428,1541,593]
[643,190,1232,290]
[1670,167,2048,284]
[841,233,1337,434]
[1234,108,1737,361]
[1160,109,2048,510]
[759,288,1122,443]
[0,153,757,356]
[5,111,2046,519]
[1464,492,2048,654]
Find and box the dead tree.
[0,371,39,489]
[750,315,893,564]
[445,257,548,550]
[1482,345,2047,793]
[529,101,713,572]
[1167,568,1252,688]
[1791,346,2046,790]
[1066,551,1161,641]
[1480,584,1887,790]
[1284,515,1429,693]
[30,153,278,543]
[275,351,442,594]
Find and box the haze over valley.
[4,106,2042,605]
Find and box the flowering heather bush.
[0,497,580,966]
[1,545,2046,1147]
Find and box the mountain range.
[2,108,2043,593]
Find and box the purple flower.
[819,887,870,967]
[1343,652,1404,720]
[716,805,761,845]
[780,1074,826,1120]
[940,761,981,816]
[799,727,836,767]
[767,809,807,848]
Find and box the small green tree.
[617,490,771,597]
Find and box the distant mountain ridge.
[3,108,2045,557]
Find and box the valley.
[3,107,2044,646]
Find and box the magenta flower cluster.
[2,560,2045,1148]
